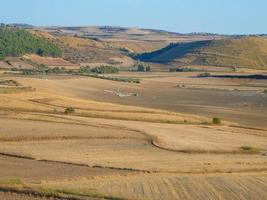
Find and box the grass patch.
[240,146,260,154]
[0,177,24,187]
[78,73,141,83]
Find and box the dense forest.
[0,26,62,59]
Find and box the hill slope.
[136,37,267,69]
[33,26,222,42]
[0,27,62,59]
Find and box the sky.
[0,0,266,34]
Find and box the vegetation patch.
[169,67,202,72]
[0,178,24,186]
[240,146,260,154]
[135,62,151,72]
[79,73,141,83]
[212,117,222,125]
[201,74,267,80]
[0,26,62,58]
[197,72,211,77]
[64,107,75,114]
[79,65,119,74]
[134,37,267,69]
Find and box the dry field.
[25,55,80,69]
[0,71,267,200]
[9,71,265,127]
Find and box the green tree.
[0,27,62,58]
[137,64,145,72]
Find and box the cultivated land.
[0,25,267,200]
[0,69,267,200]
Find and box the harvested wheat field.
[0,71,266,200]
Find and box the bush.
[212,117,221,125]
[169,67,198,72]
[20,66,67,75]
[240,146,260,153]
[197,72,211,77]
[90,65,119,74]
[64,107,75,114]
[137,64,145,72]
[136,62,150,72]
[79,66,91,74]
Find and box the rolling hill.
[0,26,62,59]
[2,25,267,70]
[33,25,220,42]
[136,37,267,69]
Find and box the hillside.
[0,25,225,68]
[0,27,62,59]
[33,26,221,42]
[2,26,267,70]
[136,37,267,69]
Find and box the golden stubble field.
[0,71,267,200]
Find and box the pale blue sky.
[0,0,266,34]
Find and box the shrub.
[240,146,260,153]
[64,107,75,114]
[169,67,199,72]
[90,65,119,74]
[212,117,221,125]
[137,64,145,72]
[197,72,211,77]
[135,62,150,72]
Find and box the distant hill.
[0,27,62,59]
[30,30,136,67]
[2,25,267,70]
[6,23,34,29]
[33,26,222,42]
[135,37,267,69]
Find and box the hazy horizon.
[1,0,267,35]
